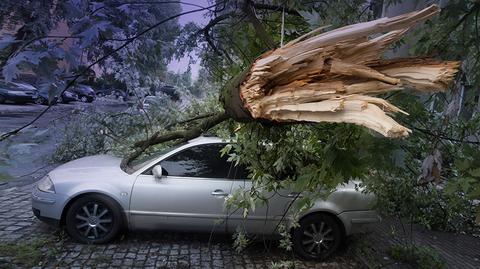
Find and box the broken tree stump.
[223,4,459,137]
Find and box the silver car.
[32,136,379,259]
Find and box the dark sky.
[167,0,211,78]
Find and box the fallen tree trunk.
[126,4,459,166]
[222,4,459,138]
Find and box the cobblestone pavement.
[0,184,363,268]
[364,220,480,269]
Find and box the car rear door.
[226,165,294,236]
[130,143,234,233]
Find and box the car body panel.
[32,137,379,237]
[73,84,96,101]
[40,155,136,224]
[0,80,38,103]
[130,175,230,233]
[60,90,78,103]
[226,179,293,235]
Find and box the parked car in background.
[57,90,78,104]
[32,136,379,260]
[151,85,179,101]
[96,88,128,101]
[137,96,161,111]
[34,92,54,105]
[0,80,38,104]
[72,84,95,103]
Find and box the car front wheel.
[35,96,47,105]
[292,213,343,260]
[0,95,5,104]
[65,194,123,244]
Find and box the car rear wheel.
[0,95,5,104]
[80,96,88,103]
[65,194,123,244]
[292,213,343,260]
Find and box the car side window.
[158,143,233,178]
[228,163,250,180]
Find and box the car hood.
[49,155,126,181]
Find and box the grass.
[388,244,445,269]
[0,239,49,267]
[0,172,11,182]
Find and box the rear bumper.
[338,210,381,235]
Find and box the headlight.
[37,175,55,193]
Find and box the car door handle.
[211,189,228,197]
[288,192,303,198]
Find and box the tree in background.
[0,0,180,99]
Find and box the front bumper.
[62,96,77,102]
[338,210,381,235]
[31,187,68,226]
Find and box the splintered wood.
[239,5,460,137]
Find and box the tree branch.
[243,0,276,50]
[90,1,215,16]
[252,3,300,16]
[121,112,230,167]
[194,12,236,61]
[410,126,480,145]
[165,112,217,128]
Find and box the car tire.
[292,213,343,260]
[0,95,6,104]
[65,194,123,244]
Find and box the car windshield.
[123,142,187,174]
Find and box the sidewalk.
[358,219,480,269]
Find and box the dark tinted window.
[160,143,232,178]
[229,164,250,180]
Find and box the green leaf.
[468,168,480,177]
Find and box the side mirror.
[152,165,163,179]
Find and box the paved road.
[0,100,129,189]
[0,100,128,132]
[0,184,362,268]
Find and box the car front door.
[130,143,234,233]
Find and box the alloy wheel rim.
[74,202,113,239]
[81,96,87,102]
[301,221,335,256]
